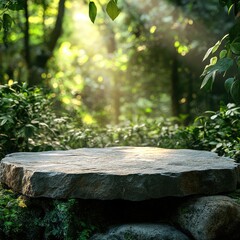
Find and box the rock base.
[91,224,190,240]
[89,195,240,240]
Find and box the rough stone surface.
[173,195,240,240]
[0,147,239,200]
[90,223,190,240]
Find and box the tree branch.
[47,0,66,53]
[24,0,30,68]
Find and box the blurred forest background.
[0,0,235,126]
[2,2,240,238]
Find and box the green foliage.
[201,34,235,91]
[0,185,27,238]
[0,0,24,45]
[0,185,96,239]
[219,0,239,10]
[89,1,97,23]
[0,83,185,159]
[106,0,121,21]
[0,0,233,122]
[181,103,240,162]
[63,117,186,150]
[0,83,68,158]
[201,1,240,103]
[1,83,240,162]
[0,0,24,11]
[3,0,122,26]
[2,13,12,31]
[1,84,240,239]
[89,0,121,23]
[228,188,240,204]
[37,199,95,240]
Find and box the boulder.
[173,195,240,240]
[0,147,239,199]
[90,223,190,240]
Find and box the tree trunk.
[170,0,182,117]
[113,81,121,124]
[23,0,30,69]
[186,72,193,124]
[28,0,66,86]
[47,0,66,53]
[106,27,120,124]
[171,54,180,116]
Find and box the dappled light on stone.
[0,147,239,200]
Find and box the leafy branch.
[201,0,240,104]
[0,0,25,46]
[88,0,121,23]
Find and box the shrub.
[65,117,185,150]
[0,82,188,159]
[37,199,96,240]
[0,185,27,238]
[1,83,240,239]
[0,185,97,239]
[180,103,240,162]
[0,83,70,159]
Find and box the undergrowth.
[1,83,240,239]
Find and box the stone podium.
[0,147,239,200]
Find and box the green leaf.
[212,41,220,53]
[203,57,233,76]
[0,116,13,126]
[230,80,240,104]
[219,49,227,58]
[230,42,240,55]
[203,35,229,61]
[201,71,216,90]
[0,117,8,126]
[4,221,13,226]
[0,21,2,31]
[203,47,213,61]
[228,4,234,14]
[3,14,12,31]
[225,77,235,94]
[89,1,97,23]
[8,0,25,10]
[221,34,229,42]
[106,0,121,21]
[210,56,218,65]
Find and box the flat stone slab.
[0,147,239,200]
